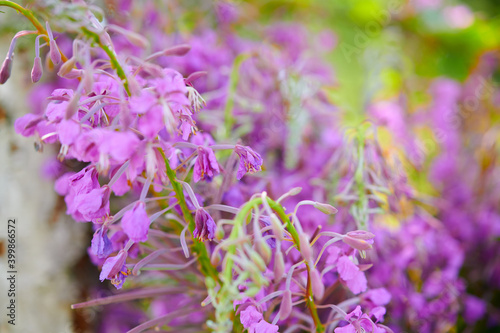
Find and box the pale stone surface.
[0,41,86,332]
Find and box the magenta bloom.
[248,320,279,333]
[337,256,368,295]
[193,146,220,182]
[65,166,103,221]
[122,202,151,243]
[99,250,129,289]
[91,226,113,258]
[240,306,263,329]
[73,186,111,222]
[334,306,385,333]
[193,208,216,241]
[234,145,263,180]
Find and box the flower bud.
[185,71,207,84]
[347,230,375,240]
[279,290,292,320]
[63,69,84,80]
[65,93,80,120]
[313,202,338,215]
[161,44,191,57]
[123,31,149,49]
[145,44,192,62]
[0,57,12,84]
[255,238,272,264]
[309,268,325,301]
[248,250,267,272]
[49,40,61,65]
[343,235,373,251]
[298,232,313,262]
[273,250,285,281]
[31,56,43,83]
[269,214,284,241]
[288,187,302,196]
[83,74,94,95]
[58,57,77,77]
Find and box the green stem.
[157,148,219,283]
[0,0,67,61]
[81,27,130,95]
[222,196,324,332]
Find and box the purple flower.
[57,119,81,146]
[121,202,150,243]
[193,146,220,182]
[99,250,129,289]
[91,226,113,258]
[248,320,279,333]
[335,306,385,333]
[363,288,391,306]
[240,305,263,329]
[193,208,216,241]
[100,131,140,163]
[337,256,368,295]
[65,166,101,221]
[72,186,111,221]
[463,295,486,324]
[234,145,263,180]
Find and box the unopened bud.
[248,250,267,272]
[309,268,325,301]
[298,232,312,262]
[83,72,94,94]
[288,187,302,196]
[123,31,149,49]
[162,44,191,56]
[0,57,13,84]
[49,40,61,65]
[313,202,338,215]
[343,235,373,251]
[58,57,77,77]
[346,230,375,240]
[185,71,207,84]
[256,238,272,264]
[31,56,43,83]
[108,24,149,49]
[145,44,191,61]
[273,250,285,281]
[63,69,84,80]
[279,290,292,320]
[269,214,284,241]
[65,93,80,120]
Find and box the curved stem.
[0,0,68,61]
[158,147,220,283]
[81,27,130,95]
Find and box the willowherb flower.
[234,144,263,180]
[337,256,368,295]
[193,146,220,182]
[193,207,216,241]
[121,202,150,243]
[91,225,113,258]
[99,250,129,289]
